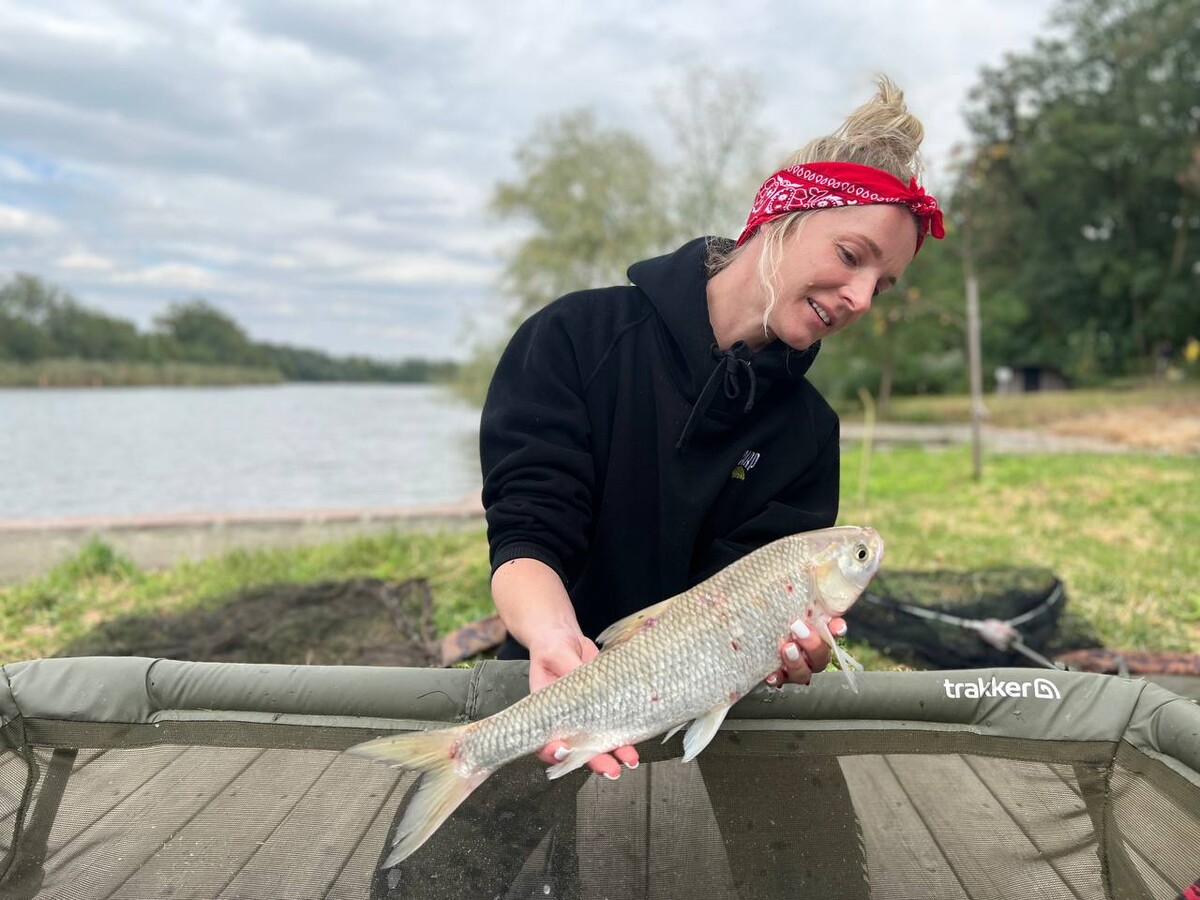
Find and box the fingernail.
[625,760,639,770]
[833,620,848,636]
[784,644,800,662]
[553,747,569,761]
[603,771,620,781]
[766,674,778,686]
[790,620,811,640]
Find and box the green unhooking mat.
[0,658,1197,899]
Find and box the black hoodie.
[481,237,840,657]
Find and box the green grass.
[840,445,1199,659]
[0,530,492,663]
[1,446,1195,665]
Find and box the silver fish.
[349,524,882,867]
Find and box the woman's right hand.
[529,625,639,779]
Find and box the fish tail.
[348,725,492,867]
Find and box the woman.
[480,76,944,779]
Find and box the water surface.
[0,384,482,518]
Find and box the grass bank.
[0,358,283,387]
[839,445,1198,665]
[1,446,1195,664]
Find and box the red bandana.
[735,161,946,253]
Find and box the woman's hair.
[707,75,926,336]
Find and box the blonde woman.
[481,76,944,779]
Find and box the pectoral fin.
[816,620,863,693]
[680,702,733,763]
[595,598,674,650]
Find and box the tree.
[490,110,675,321]
[458,68,774,403]
[153,299,263,366]
[656,66,772,242]
[959,0,1200,377]
[45,302,143,360]
[0,274,57,361]
[0,273,145,362]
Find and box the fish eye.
[854,543,869,562]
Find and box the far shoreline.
[0,357,459,389]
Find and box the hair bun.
[784,75,925,183]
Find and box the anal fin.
[545,738,609,780]
[661,721,688,744]
[680,702,733,763]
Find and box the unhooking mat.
[1,658,1197,899]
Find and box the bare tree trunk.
[877,322,894,421]
[962,211,985,482]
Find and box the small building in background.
[994,364,1071,394]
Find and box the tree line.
[0,273,456,384]
[473,0,1198,409]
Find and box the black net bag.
[846,567,1100,669]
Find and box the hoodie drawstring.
[675,344,758,451]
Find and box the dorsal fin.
[595,598,674,650]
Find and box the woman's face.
[765,204,918,351]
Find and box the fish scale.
[349,524,882,867]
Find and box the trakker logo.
[942,676,1062,701]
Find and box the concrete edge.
[0,497,486,583]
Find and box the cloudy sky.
[0,1,1056,361]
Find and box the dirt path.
[841,417,1197,455]
[1040,404,1200,454]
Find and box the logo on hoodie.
[730,450,761,481]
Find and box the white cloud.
[0,203,60,236]
[354,257,495,288]
[111,262,220,291]
[56,250,115,272]
[0,155,41,183]
[0,0,1050,359]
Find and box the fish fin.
[817,621,864,693]
[680,702,733,763]
[661,721,689,744]
[348,725,491,867]
[834,643,863,693]
[595,598,675,649]
[544,738,609,780]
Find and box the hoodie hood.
[627,237,819,448]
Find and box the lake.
[0,384,483,519]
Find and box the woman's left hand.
[764,616,847,687]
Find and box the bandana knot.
[736,162,946,253]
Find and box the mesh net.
[848,567,1102,669]
[2,716,1198,899]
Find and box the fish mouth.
[807,298,833,328]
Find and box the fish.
[348,524,883,867]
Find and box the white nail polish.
[553,746,569,761]
[603,771,620,781]
[834,621,848,636]
[625,760,639,770]
[791,620,811,640]
[784,644,800,662]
